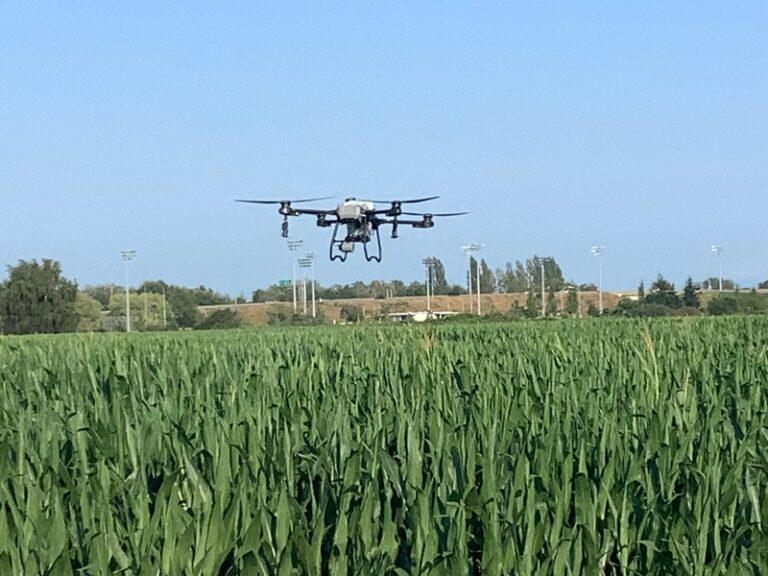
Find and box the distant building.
[388,311,459,322]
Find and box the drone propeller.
[364,195,440,205]
[235,196,334,204]
[400,211,469,217]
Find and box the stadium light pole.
[287,240,304,313]
[422,257,436,312]
[298,256,313,316]
[121,250,136,332]
[537,257,553,318]
[306,252,316,318]
[711,245,723,291]
[475,244,484,315]
[462,243,483,315]
[591,246,605,314]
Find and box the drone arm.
[366,208,399,216]
[379,218,433,228]
[291,207,337,216]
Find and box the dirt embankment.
[200,291,633,326]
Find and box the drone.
[235,196,466,262]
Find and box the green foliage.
[0,259,78,334]
[478,258,496,293]
[166,287,199,328]
[81,284,117,309]
[429,257,449,295]
[546,287,557,316]
[609,299,676,317]
[339,303,363,323]
[140,281,231,328]
[682,276,700,309]
[645,273,682,309]
[196,308,242,330]
[702,276,735,291]
[266,304,293,325]
[0,319,766,573]
[497,256,565,294]
[108,292,169,331]
[565,286,579,316]
[497,260,529,293]
[525,288,538,318]
[708,290,768,316]
[74,292,103,332]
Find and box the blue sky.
[1,2,766,295]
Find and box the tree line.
[0,259,238,335]
[252,256,580,302]
[1,257,767,334]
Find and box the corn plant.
[0,317,766,574]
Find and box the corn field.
[1,317,767,575]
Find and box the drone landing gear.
[329,222,348,262]
[363,228,382,262]
[328,222,383,262]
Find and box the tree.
[702,277,735,291]
[637,280,645,301]
[758,280,768,290]
[191,285,232,306]
[497,260,530,293]
[643,274,681,309]
[707,294,738,316]
[75,292,103,332]
[565,286,579,316]
[708,291,768,316]
[525,288,538,318]
[429,258,449,295]
[340,304,363,323]
[526,256,565,294]
[165,287,198,328]
[108,292,169,331]
[0,259,78,334]
[479,259,496,293]
[82,284,118,309]
[546,287,557,317]
[682,277,700,309]
[140,281,226,327]
[196,309,242,330]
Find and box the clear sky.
[2,2,766,296]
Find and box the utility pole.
[422,257,436,312]
[462,243,483,315]
[288,240,304,313]
[307,253,316,318]
[298,255,314,316]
